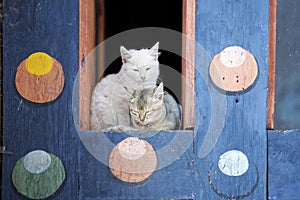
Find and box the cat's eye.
[146,67,151,71]
[145,110,152,115]
[131,109,139,116]
[133,69,139,72]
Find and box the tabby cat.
[125,82,181,132]
[90,42,160,131]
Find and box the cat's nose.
[140,76,146,81]
[140,115,146,122]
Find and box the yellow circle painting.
[25,52,53,75]
[15,52,65,103]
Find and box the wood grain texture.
[77,130,196,200]
[268,130,300,199]
[15,58,64,103]
[182,0,195,130]
[2,0,80,199]
[267,0,277,130]
[12,153,65,199]
[209,49,258,92]
[96,0,105,80]
[109,138,157,183]
[79,0,96,130]
[195,0,269,199]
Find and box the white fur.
[90,42,160,131]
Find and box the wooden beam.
[194,0,269,198]
[182,0,195,130]
[79,0,96,130]
[267,0,277,130]
[2,1,81,198]
[268,130,300,199]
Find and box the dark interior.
[99,0,182,103]
[104,0,182,38]
[274,0,300,129]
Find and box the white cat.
[90,42,160,131]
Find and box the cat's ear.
[124,87,136,98]
[150,42,161,61]
[120,46,132,63]
[153,82,164,101]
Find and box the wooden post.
[96,0,105,81]
[195,0,269,199]
[2,1,80,199]
[182,0,195,130]
[267,0,277,130]
[79,0,96,130]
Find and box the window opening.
[79,0,195,130]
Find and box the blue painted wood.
[1,0,275,199]
[78,131,196,199]
[72,74,196,199]
[194,0,269,199]
[2,0,80,199]
[268,130,300,200]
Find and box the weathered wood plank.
[267,0,276,130]
[78,131,196,199]
[194,0,269,199]
[2,0,80,199]
[96,0,105,81]
[268,130,300,200]
[79,0,96,130]
[182,0,195,130]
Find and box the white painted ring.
[218,150,249,177]
[117,137,147,160]
[23,150,52,174]
[219,46,247,68]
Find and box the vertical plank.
[195,0,269,199]
[79,0,96,130]
[96,0,105,80]
[2,0,80,199]
[267,0,277,130]
[96,0,105,45]
[182,0,195,130]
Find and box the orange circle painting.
[15,52,65,103]
[109,137,157,183]
[209,46,258,92]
